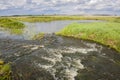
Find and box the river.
[0,20,120,80]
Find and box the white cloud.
[0,4,9,10]
[9,0,27,7]
[89,0,103,5]
[0,0,120,15]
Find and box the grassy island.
[0,18,25,34]
[57,21,120,52]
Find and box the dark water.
[0,34,120,80]
[0,20,104,40]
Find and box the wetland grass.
[32,33,45,40]
[1,16,120,52]
[0,18,25,29]
[0,60,11,80]
[0,18,25,34]
[15,15,120,52]
[11,16,120,23]
[57,22,120,52]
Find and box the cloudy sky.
[0,0,120,16]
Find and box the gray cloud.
[0,0,120,15]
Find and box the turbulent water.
[0,34,120,80]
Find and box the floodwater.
[0,20,103,40]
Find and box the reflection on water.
[0,20,104,40]
[0,28,24,39]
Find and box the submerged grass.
[10,29,23,35]
[57,22,120,53]
[32,33,45,40]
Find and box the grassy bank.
[0,59,11,80]
[0,18,25,29]
[0,18,25,34]
[56,22,120,53]
[10,16,120,23]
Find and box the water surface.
[0,20,104,40]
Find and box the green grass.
[10,29,23,35]
[0,16,120,52]
[0,18,25,29]
[32,33,45,40]
[10,16,120,23]
[0,60,4,65]
[13,16,80,22]
[0,60,11,80]
[57,22,120,53]
[0,18,25,34]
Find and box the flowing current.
[0,34,120,80]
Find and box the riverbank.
[1,16,120,52]
[0,59,11,80]
[4,16,120,23]
[56,22,120,53]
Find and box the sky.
[0,0,120,16]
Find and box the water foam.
[33,47,88,80]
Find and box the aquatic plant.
[32,33,45,40]
[10,29,23,35]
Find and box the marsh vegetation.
[57,22,120,52]
[9,16,120,23]
[1,16,119,52]
[0,59,11,80]
[0,18,25,34]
